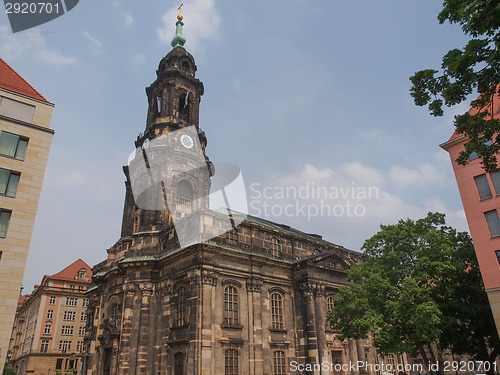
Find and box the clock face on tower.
[180,134,194,149]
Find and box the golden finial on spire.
[177,3,184,21]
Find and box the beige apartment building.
[0,58,55,372]
[6,259,92,374]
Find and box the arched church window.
[175,286,187,326]
[224,348,239,375]
[179,91,190,122]
[224,285,239,325]
[270,292,284,330]
[177,180,193,207]
[181,61,190,72]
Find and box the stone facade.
[84,21,394,375]
[0,58,54,372]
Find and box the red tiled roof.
[448,89,500,141]
[18,294,30,306]
[0,58,49,102]
[49,258,92,283]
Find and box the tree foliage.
[410,0,500,171]
[327,213,500,374]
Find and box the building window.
[177,180,193,207]
[63,311,76,321]
[0,168,20,197]
[270,292,284,330]
[66,297,77,306]
[78,326,85,336]
[44,323,51,335]
[490,171,500,195]
[78,269,86,279]
[327,296,335,311]
[326,296,335,330]
[46,310,54,319]
[69,284,75,291]
[76,341,84,353]
[496,250,500,265]
[468,139,493,160]
[61,326,74,335]
[176,286,186,326]
[474,174,493,200]
[271,237,281,258]
[332,350,343,372]
[485,210,500,238]
[40,340,49,353]
[82,298,89,307]
[385,354,396,370]
[0,209,12,238]
[273,350,286,375]
[224,348,239,375]
[81,312,87,322]
[226,230,238,245]
[224,285,239,325]
[59,340,71,353]
[49,296,56,305]
[0,131,28,160]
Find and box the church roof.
[0,58,49,102]
[49,258,92,283]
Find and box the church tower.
[121,7,212,238]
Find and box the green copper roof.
[171,20,186,48]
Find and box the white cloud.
[248,161,466,250]
[134,53,146,64]
[83,31,102,49]
[339,162,385,187]
[157,0,221,51]
[0,26,77,66]
[124,12,134,28]
[389,158,447,189]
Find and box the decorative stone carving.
[299,282,317,295]
[314,284,325,296]
[140,283,154,296]
[246,278,263,292]
[201,270,218,285]
[158,281,173,296]
[123,283,137,296]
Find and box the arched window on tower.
[181,61,191,72]
[177,180,193,207]
[178,91,190,122]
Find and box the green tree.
[327,212,500,375]
[410,0,500,171]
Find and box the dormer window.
[78,269,86,280]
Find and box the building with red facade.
[440,98,500,338]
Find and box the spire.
[171,3,187,49]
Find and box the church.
[83,10,394,375]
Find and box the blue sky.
[0,0,473,292]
